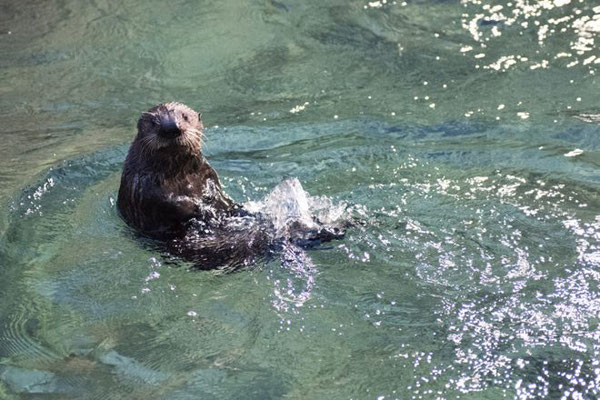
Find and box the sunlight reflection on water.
[1,0,600,398]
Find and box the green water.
[1,0,600,398]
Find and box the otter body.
[118,102,236,239]
[118,102,344,269]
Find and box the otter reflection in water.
[117,102,345,270]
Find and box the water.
[1,0,600,398]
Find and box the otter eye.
[182,113,189,122]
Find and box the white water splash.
[245,178,349,239]
[245,178,351,311]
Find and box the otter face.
[136,102,204,154]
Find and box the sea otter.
[117,102,239,237]
[118,102,344,269]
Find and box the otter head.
[136,102,204,156]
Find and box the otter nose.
[159,117,181,139]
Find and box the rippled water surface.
[1,0,600,399]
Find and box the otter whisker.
[139,135,157,155]
[187,128,204,148]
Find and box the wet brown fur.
[117,102,236,239]
[118,103,344,270]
